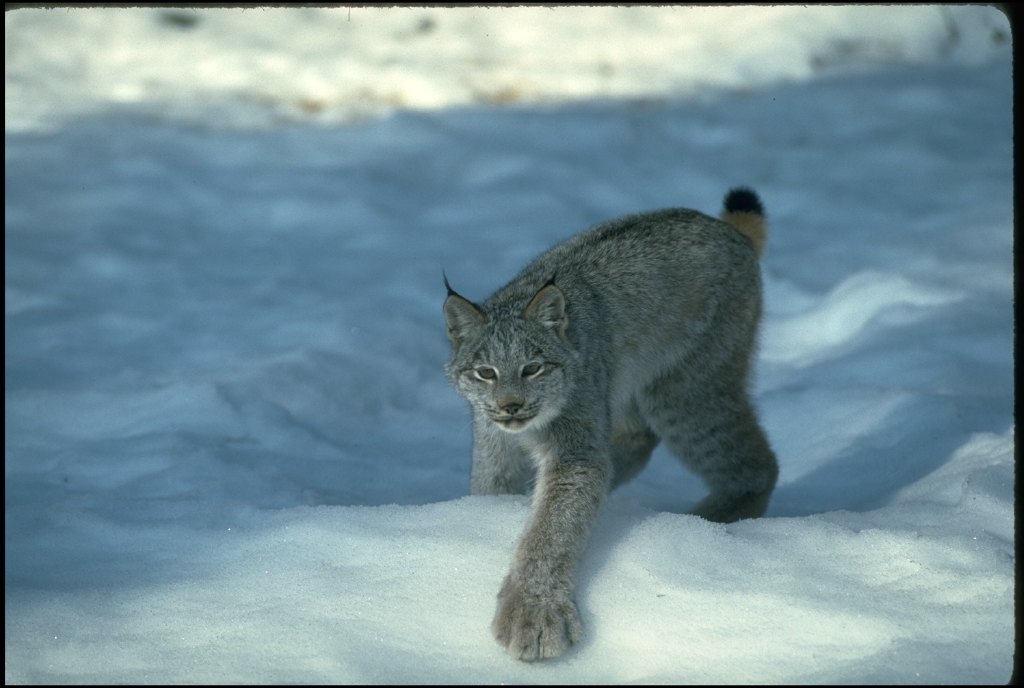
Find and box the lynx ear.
[443,280,487,349]
[523,281,568,337]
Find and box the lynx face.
[448,335,570,433]
[444,282,576,433]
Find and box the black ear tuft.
[442,270,458,297]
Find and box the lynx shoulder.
[443,187,778,662]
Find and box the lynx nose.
[499,400,524,416]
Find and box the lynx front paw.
[491,575,583,661]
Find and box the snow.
[4,5,1014,684]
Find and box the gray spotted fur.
[443,189,778,661]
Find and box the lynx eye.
[473,366,498,381]
[521,362,543,378]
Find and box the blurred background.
[5,5,1011,132]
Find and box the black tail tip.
[723,187,763,215]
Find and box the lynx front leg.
[470,415,532,495]
[609,399,660,488]
[492,444,611,661]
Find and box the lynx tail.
[721,187,766,257]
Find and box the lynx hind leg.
[640,374,777,523]
[609,400,660,488]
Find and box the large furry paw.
[692,489,772,523]
[491,574,583,661]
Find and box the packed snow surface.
[4,5,1014,684]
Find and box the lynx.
[443,188,778,661]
